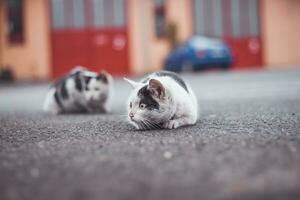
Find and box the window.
[7,0,24,43]
[194,0,260,38]
[154,0,166,38]
[51,0,126,30]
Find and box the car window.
[190,37,223,50]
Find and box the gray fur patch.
[54,90,63,109]
[137,86,159,110]
[74,72,83,92]
[155,71,189,93]
[61,81,69,99]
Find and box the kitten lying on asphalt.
[124,71,198,130]
[43,67,113,114]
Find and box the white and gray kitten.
[43,67,113,114]
[124,71,198,130]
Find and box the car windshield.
[189,37,223,50]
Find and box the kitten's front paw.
[163,120,179,129]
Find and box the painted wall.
[0,2,3,69]
[166,0,193,44]
[261,0,300,68]
[128,0,193,75]
[0,0,50,80]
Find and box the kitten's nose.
[129,112,134,119]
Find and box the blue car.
[165,36,233,72]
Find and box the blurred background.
[0,0,300,81]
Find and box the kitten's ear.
[148,79,165,99]
[97,70,109,84]
[99,70,108,75]
[123,78,141,89]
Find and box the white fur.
[43,68,113,114]
[125,72,198,130]
[43,88,61,114]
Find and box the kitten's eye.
[139,103,146,109]
[129,102,132,108]
[94,87,100,91]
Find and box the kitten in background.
[43,66,113,114]
[124,71,198,130]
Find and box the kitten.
[43,66,113,114]
[124,71,198,130]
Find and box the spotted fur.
[43,66,113,114]
[124,71,198,130]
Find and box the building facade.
[0,0,300,80]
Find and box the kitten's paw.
[164,120,180,129]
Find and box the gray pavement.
[0,69,300,200]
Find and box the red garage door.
[193,0,263,69]
[50,0,129,78]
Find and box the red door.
[193,0,263,69]
[50,0,129,78]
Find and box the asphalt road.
[1,69,300,200]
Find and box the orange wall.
[128,0,193,75]
[0,0,50,80]
[166,0,193,42]
[0,2,3,68]
[261,0,300,68]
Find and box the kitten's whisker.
[139,121,146,130]
[152,121,162,129]
[144,121,154,130]
[146,120,160,130]
[147,121,155,129]
[150,122,158,130]
[143,120,149,129]
[137,122,142,130]
[144,123,149,130]
[140,122,144,130]
[143,121,150,130]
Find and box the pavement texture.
[0,69,300,200]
